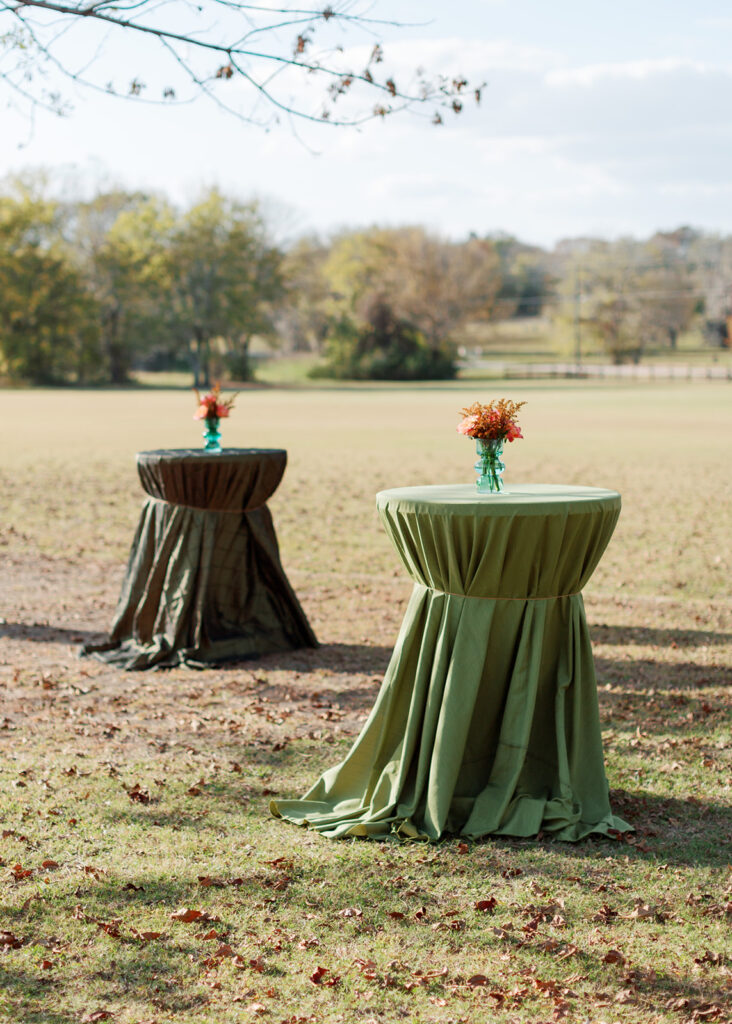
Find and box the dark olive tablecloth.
[272,484,630,841]
[83,449,316,669]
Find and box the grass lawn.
[0,381,730,1024]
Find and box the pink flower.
[193,403,210,420]
[215,403,230,419]
[457,414,479,436]
[506,423,523,442]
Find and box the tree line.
[1,181,730,386]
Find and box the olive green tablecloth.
[83,449,317,670]
[272,484,631,841]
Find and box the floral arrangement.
[193,383,236,422]
[457,399,525,442]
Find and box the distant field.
[0,381,730,1024]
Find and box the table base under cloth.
[84,495,317,670]
[272,583,629,841]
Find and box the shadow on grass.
[471,788,732,869]
[595,656,731,691]
[0,621,103,645]
[0,967,71,1024]
[100,761,732,870]
[590,623,731,648]
[237,642,394,677]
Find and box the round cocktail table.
[272,483,630,841]
[83,448,317,669]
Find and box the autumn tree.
[324,227,503,346]
[166,189,284,386]
[275,237,332,353]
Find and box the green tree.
[166,189,284,386]
[71,192,174,383]
[314,296,455,381]
[0,190,99,383]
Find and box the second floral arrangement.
[457,399,526,493]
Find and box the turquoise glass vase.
[474,437,505,493]
[203,417,222,453]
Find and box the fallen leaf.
[475,897,498,912]
[603,949,626,965]
[694,950,722,966]
[130,929,163,942]
[125,783,150,804]
[170,908,203,922]
[338,907,363,918]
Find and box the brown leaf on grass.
[501,867,523,878]
[536,938,561,952]
[249,957,265,972]
[83,865,106,880]
[125,783,150,804]
[41,860,59,870]
[337,907,363,918]
[457,842,470,854]
[592,904,618,923]
[122,882,144,892]
[81,1012,113,1023]
[467,974,489,987]
[557,944,579,960]
[198,876,225,888]
[130,929,163,942]
[621,899,666,921]
[615,988,637,1004]
[694,950,723,965]
[170,908,210,923]
[196,928,220,940]
[0,931,24,949]
[246,1005,268,1016]
[475,897,498,912]
[10,864,33,880]
[387,911,405,920]
[310,966,340,987]
[603,949,626,965]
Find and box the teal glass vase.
[474,437,505,493]
[203,417,222,453]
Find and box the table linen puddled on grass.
[83,449,316,669]
[272,483,631,841]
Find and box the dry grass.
[0,381,730,1024]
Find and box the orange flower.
[193,383,236,421]
[457,399,525,441]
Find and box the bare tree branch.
[0,0,480,127]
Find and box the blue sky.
[2,0,732,247]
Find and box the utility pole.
[573,265,582,370]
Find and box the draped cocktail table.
[272,484,630,841]
[83,449,317,670]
